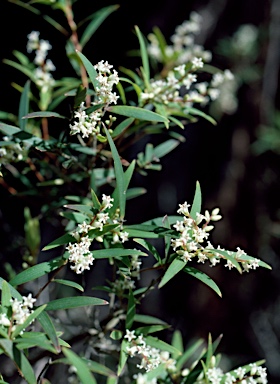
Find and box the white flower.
[124,329,136,342]
[177,202,190,215]
[0,313,10,327]
[192,57,204,69]
[102,194,114,209]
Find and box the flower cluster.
[66,235,94,274]
[27,31,55,93]
[70,61,119,139]
[141,60,234,110]
[148,12,212,65]
[125,330,176,373]
[69,102,101,138]
[0,136,28,167]
[201,363,268,384]
[93,60,119,105]
[171,202,262,272]
[142,13,235,110]
[65,195,129,273]
[0,294,36,332]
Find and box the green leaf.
[46,296,108,311]
[12,305,47,338]
[186,107,217,125]
[3,59,35,81]
[209,249,242,273]
[53,279,84,292]
[19,80,30,131]
[112,117,135,138]
[76,51,99,91]
[64,204,94,216]
[1,280,11,308]
[22,111,67,119]
[124,224,175,239]
[152,26,168,62]
[108,106,168,124]
[183,266,222,297]
[145,335,181,357]
[134,314,167,325]
[0,340,36,384]
[82,359,117,378]
[110,330,123,340]
[135,25,150,86]
[92,248,147,259]
[118,339,129,376]
[177,338,204,370]
[0,278,22,300]
[159,258,185,288]
[63,348,97,384]
[80,5,119,47]
[37,311,61,352]
[74,85,87,109]
[9,257,66,286]
[153,139,180,159]
[91,189,101,209]
[0,123,20,136]
[42,233,76,251]
[126,187,147,200]
[172,330,184,354]
[190,181,202,218]
[133,238,161,264]
[169,115,184,129]
[135,324,170,335]
[125,290,136,329]
[104,126,126,219]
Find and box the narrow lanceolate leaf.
[1,280,11,308]
[53,279,84,292]
[45,296,108,311]
[63,348,97,384]
[145,335,181,357]
[108,106,168,124]
[42,233,76,251]
[19,80,30,130]
[133,238,161,264]
[76,51,99,91]
[135,324,170,335]
[126,187,147,200]
[183,266,222,297]
[172,330,184,354]
[91,189,101,209]
[22,111,67,119]
[9,257,66,286]
[80,5,119,48]
[125,290,136,329]
[118,339,129,376]
[37,311,60,352]
[0,278,22,300]
[104,126,126,219]
[92,248,147,259]
[177,339,204,370]
[153,139,180,159]
[158,258,185,288]
[12,305,47,338]
[186,107,217,125]
[112,117,135,138]
[190,181,202,218]
[135,25,150,86]
[0,340,36,384]
[0,123,20,136]
[134,314,167,325]
[82,359,117,378]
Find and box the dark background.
[1,0,280,382]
